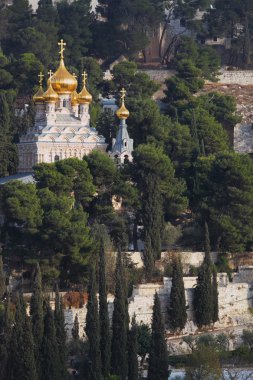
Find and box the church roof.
[0,173,35,185]
[111,121,132,155]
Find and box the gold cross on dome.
[48,69,53,83]
[38,72,44,86]
[58,39,66,59]
[82,71,88,84]
[120,88,126,102]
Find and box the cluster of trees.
[180,329,253,380]
[168,229,218,332]
[0,239,169,380]
[173,0,253,67]
[1,38,253,281]
[84,231,168,380]
[0,263,67,380]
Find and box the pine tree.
[212,267,219,324]
[0,256,5,299]
[169,258,187,331]
[99,239,111,377]
[86,265,102,380]
[54,284,68,379]
[30,263,44,379]
[111,252,129,380]
[72,314,79,341]
[37,0,58,23]
[128,315,139,380]
[148,293,168,380]
[194,250,213,328]
[41,301,61,380]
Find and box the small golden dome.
[50,59,77,95]
[116,103,130,120]
[78,71,92,105]
[43,82,59,103]
[33,72,45,103]
[71,90,79,106]
[116,88,129,120]
[33,87,45,103]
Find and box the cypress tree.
[143,234,154,280]
[72,314,79,341]
[30,263,44,379]
[204,221,211,254]
[148,292,168,380]
[54,284,68,379]
[0,296,12,379]
[194,250,213,328]
[212,267,219,324]
[7,294,38,380]
[22,315,38,380]
[142,175,164,260]
[86,265,102,380]
[0,256,5,299]
[111,252,129,380]
[41,301,61,380]
[99,239,111,377]
[128,315,139,380]
[169,257,187,331]
[7,294,25,379]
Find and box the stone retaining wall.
[64,270,253,340]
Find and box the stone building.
[17,40,133,173]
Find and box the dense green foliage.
[1,1,253,377]
[194,225,219,328]
[111,253,129,379]
[98,230,111,378]
[168,257,187,331]
[128,316,139,380]
[85,265,102,380]
[148,292,168,380]
[30,264,44,379]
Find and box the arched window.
[63,100,67,107]
[114,154,119,165]
[54,155,60,162]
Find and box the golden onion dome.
[71,90,79,106]
[78,71,92,105]
[33,87,45,103]
[33,72,45,103]
[116,88,129,120]
[50,58,78,95]
[116,103,130,120]
[43,79,59,103]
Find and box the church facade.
[18,40,133,173]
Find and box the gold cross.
[48,69,53,83]
[38,72,44,86]
[58,39,66,59]
[120,88,126,102]
[82,71,88,84]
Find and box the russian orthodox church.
[18,39,133,173]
